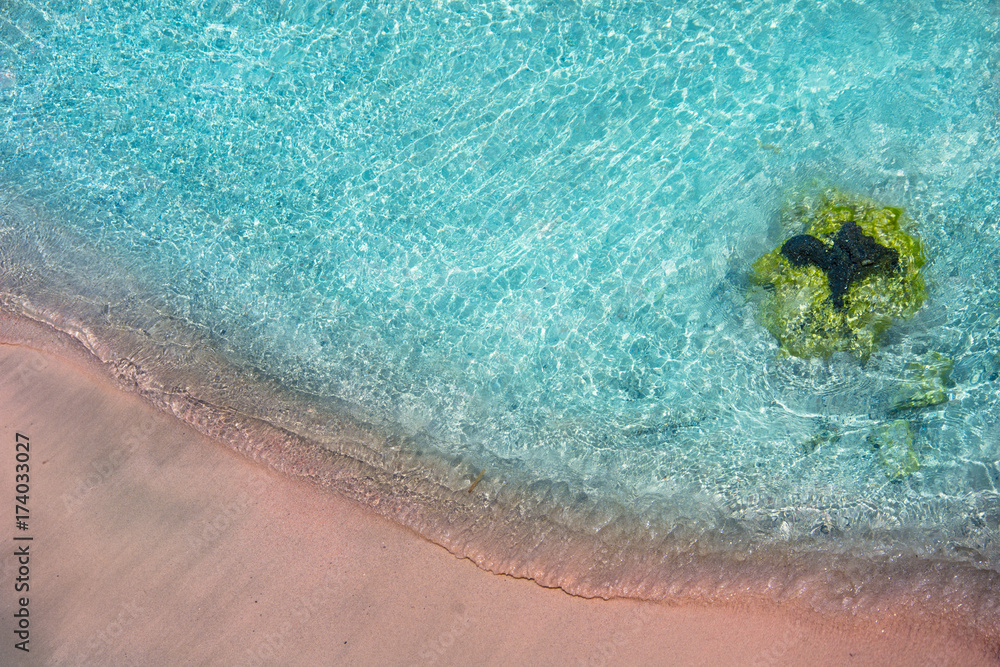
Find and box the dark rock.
[781,221,900,310]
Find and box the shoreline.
[1,334,996,664]
[1,189,997,644]
[2,318,998,664]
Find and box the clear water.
[3,0,999,606]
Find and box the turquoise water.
[3,0,999,624]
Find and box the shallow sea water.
[2,0,1000,636]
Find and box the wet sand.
[0,336,995,665]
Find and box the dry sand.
[0,339,995,666]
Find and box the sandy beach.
[5,0,1000,663]
[0,330,996,666]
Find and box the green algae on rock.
[867,419,919,480]
[751,190,927,359]
[890,352,953,411]
[801,425,840,455]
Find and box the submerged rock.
[751,189,927,359]
[890,352,953,411]
[801,426,840,454]
[867,419,919,480]
[781,221,900,310]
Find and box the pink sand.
[0,339,995,665]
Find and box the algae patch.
[867,419,919,480]
[890,352,953,411]
[751,189,927,359]
[801,425,840,455]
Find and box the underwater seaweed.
[751,188,927,359]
